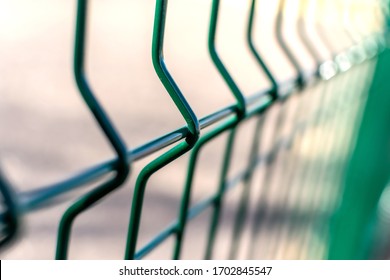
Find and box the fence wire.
[1,0,390,260]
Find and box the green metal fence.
[1,0,390,260]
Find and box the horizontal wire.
[13,43,380,217]
[17,75,298,213]
[133,52,380,259]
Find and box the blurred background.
[1,0,389,259]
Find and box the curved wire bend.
[297,0,323,74]
[276,0,306,89]
[152,0,200,144]
[125,0,200,260]
[247,0,279,100]
[56,0,131,259]
[209,0,247,118]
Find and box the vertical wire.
[124,0,200,259]
[229,115,266,259]
[56,0,131,259]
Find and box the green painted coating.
[136,94,272,260]
[128,95,273,260]
[297,0,323,69]
[276,0,305,88]
[205,127,238,259]
[53,0,389,260]
[284,78,337,258]
[173,0,278,259]
[229,115,266,259]
[323,8,390,256]
[328,48,390,259]
[174,116,239,260]
[285,79,336,256]
[151,0,200,142]
[247,102,288,259]
[0,0,387,261]
[264,97,310,256]
[124,141,194,260]
[209,0,247,118]
[247,0,278,99]
[312,63,371,258]
[276,70,348,258]
[56,0,130,259]
[124,0,201,260]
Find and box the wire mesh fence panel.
[0,0,390,259]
